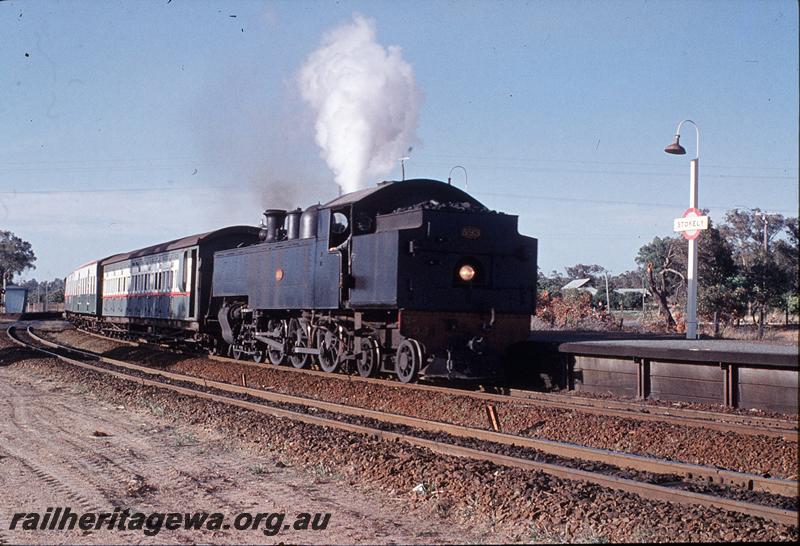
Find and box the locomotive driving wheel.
[252,348,266,364]
[268,347,285,365]
[267,319,287,365]
[395,339,422,383]
[230,344,243,361]
[316,327,342,373]
[289,320,310,369]
[355,337,380,378]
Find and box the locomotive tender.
[65,179,538,382]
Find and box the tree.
[564,263,606,284]
[636,236,683,328]
[773,217,799,321]
[674,223,745,323]
[610,269,648,310]
[720,210,795,333]
[537,268,569,296]
[47,277,65,304]
[744,251,790,336]
[720,208,786,267]
[21,277,65,307]
[0,231,36,286]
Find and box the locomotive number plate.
[461,226,481,239]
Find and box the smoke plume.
[299,14,420,193]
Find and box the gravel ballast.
[49,328,799,480]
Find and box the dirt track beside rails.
[49,327,799,480]
[1,327,797,543]
[0,352,495,544]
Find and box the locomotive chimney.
[262,209,287,242]
[285,208,302,240]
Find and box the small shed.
[3,285,28,313]
[561,278,598,296]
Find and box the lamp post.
[664,119,700,339]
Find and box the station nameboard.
[673,207,709,240]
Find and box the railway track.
[77,326,798,441]
[8,325,799,526]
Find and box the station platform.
[521,331,799,414]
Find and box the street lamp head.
[664,135,686,155]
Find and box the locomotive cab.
[340,179,537,380]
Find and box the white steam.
[299,14,420,193]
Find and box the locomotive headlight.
[458,264,476,282]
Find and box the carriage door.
[183,249,198,319]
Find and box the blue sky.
[1,0,797,282]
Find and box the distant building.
[613,288,649,297]
[561,278,598,296]
[2,285,28,313]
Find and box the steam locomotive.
[65,179,538,382]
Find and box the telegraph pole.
[758,212,772,336]
[760,211,770,252]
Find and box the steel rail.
[9,326,798,527]
[503,387,798,431]
[75,326,798,440]
[27,328,800,498]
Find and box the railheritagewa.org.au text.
[7,507,331,537]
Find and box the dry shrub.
[535,290,617,331]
